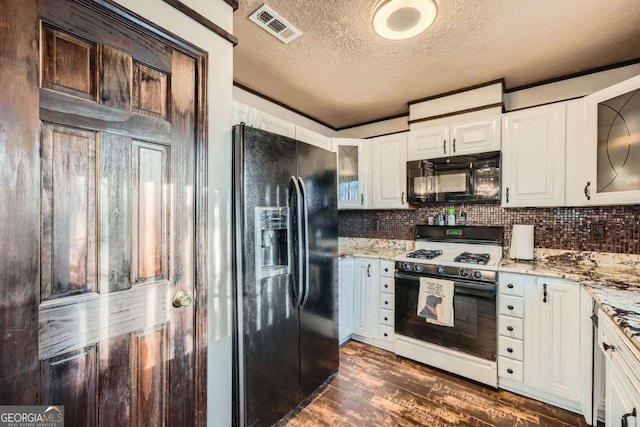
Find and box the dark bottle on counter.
[461,212,467,225]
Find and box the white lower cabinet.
[338,258,354,344]
[599,309,640,427]
[339,257,396,351]
[498,273,582,413]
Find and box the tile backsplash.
[339,204,640,254]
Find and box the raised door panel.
[339,258,354,343]
[606,358,640,427]
[584,74,640,205]
[295,126,332,151]
[524,278,580,402]
[502,103,565,207]
[371,133,408,209]
[407,125,449,160]
[352,259,370,337]
[232,100,257,127]
[258,111,296,138]
[450,114,500,155]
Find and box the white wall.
[233,85,336,137]
[336,115,409,138]
[112,1,234,426]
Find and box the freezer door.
[233,125,300,427]
[297,142,339,400]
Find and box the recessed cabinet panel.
[584,74,640,205]
[408,125,448,160]
[450,114,500,155]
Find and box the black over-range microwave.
[406,151,501,204]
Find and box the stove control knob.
[472,270,483,280]
[436,265,445,274]
[403,263,412,271]
[458,268,469,277]
[414,264,423,272]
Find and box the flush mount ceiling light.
[372,0,438,40]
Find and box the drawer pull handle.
[507,347,513,353]
[507,305,514,310]
[384,284,389,289]
[622,408,636,427]
[507,326,514,332]
[507,368,514,374]
[385,268,389,272]
[507,283,514,289]
[603,342,615,352]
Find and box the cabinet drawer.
[380,260,395,278]
[499,295,524,318]
[499,336,524,361]
[380,278,394,294]
[380,293,394,310]
[380,308,393,326]
[498,356,524,382]
[380,324,394,341]
[498,315,524,340]
[499,279,524,297]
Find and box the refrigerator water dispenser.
[255,207,291,280]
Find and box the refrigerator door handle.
[299,177,310,308]
[290,176,304,309]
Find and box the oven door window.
[395,275,497,361]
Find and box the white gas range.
[393,225,504,387]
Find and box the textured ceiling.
[233,0,640,129]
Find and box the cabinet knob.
[507,326,514,332]
[622,408,636,427]
[603,342,615,352]
[384,283,389,288]
[384,317,388,321]
[384,332,388,337]
[507,283,514,289]
[507,347,513,353]
[507,305,514,310]
[384,300,388,305]
[507,368,514,374]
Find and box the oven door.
[394,272,497,360]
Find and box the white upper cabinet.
[408,125,449,160]
[258,110,296,138]
[232,100,258,127]
[371,132,408,209]
[502,103,566,207]
[583,74,640,205]
[335,138,370,209]
[295,126,332,151]
[408,113,500,160]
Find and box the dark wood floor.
[277,340,592,427]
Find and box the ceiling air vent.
[249,4,302,44]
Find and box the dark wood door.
[0,1,207,425]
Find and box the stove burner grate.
[406,249,443,259]
[454,252,491,265]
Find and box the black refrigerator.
[232,125,339,427]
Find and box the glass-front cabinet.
[584,74,640,205]
[335,138,370,209]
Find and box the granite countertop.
[338,237,413,260]
[500,249,640,354]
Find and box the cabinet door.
[336,139,370,209]
[606,357,640,427]
[296,126,332,151]
[583,74,640,205]
[524,278,580,402]
[502,103,566,207]
[258,111,296,138]
[371,133,408,209]
[407,125,449,160]
[338,258,354,343]
[352,259,371,337]
[450,114,500,155]
[232,100,258,127]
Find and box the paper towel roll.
[509,224,535,260]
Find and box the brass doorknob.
[173,290,192,308]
